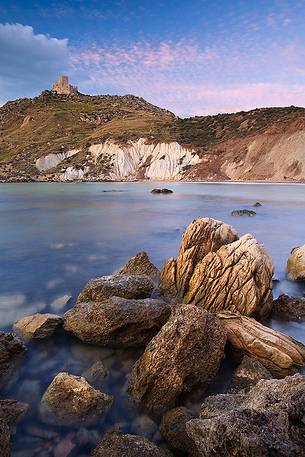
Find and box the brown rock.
[160,407,195,454]
[0,400,28,432]
[40,372,113,426]
[286,244,305,280]
[227,356,273,393]
[13,313,62,340]
[77,274,154,303]
[218,311,305,377]
[82,361,108,387]
[0,420,10,457]
[186,374,305,457]
[64,297,171,347]
[272,294,305,320]
[0,331,26,390]
[91,431,167,457]
[159,217,238,301]
[117,252,159,284]
[128,305,226,416]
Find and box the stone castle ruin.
[51,75,78,95]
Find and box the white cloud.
[0,23,69,103]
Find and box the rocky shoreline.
[2,218,305,456]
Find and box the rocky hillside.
[1,90,305,182]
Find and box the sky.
[1,0,305,116]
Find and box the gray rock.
[227,356,273,393]
[0,332,26,390]
[0,400,28,433]
[116,252,159,284]
[151,188,173,194]
[253,202,262,207]
[64,297,171,347]
[272,294,305,320]
[0,420,10,457]
[231,209,256,217]
[128,305,226,416]
[160,407,195,454]
[77,274,154,303]
[186,374,305,457]
[91,431,167,457]
[40,372,113,427]
[82,361,108,387]
[13,313,62,340]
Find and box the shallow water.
[1,182,305,455]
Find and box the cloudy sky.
[1,0,305,116]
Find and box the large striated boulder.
[0,332,26,390]
[218,311,305,377]
[13,313,62,340]
[272,294,305,320]
[159,218,238,301]
[286,244,305,280]
[77,274,154,303]
[186,374,305,457]
[91,431,167,457]
[64,297,171,347]
[128,305,226,416]
[40,372,113,426]
[116,252,159,284]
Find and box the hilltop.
[1,83,305,182]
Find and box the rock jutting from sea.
[3,219,305,456]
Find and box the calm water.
[1,182,305,456]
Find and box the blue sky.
[1,0,305,115]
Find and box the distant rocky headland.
[1,76,305,182]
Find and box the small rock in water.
[253,201,262,207]
[231,209,256,216]
[82,361,108,387]
[151,188,173,194]
[13,313,62,340]
[40,372,113,427]
[51,295,72,311]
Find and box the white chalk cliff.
[35,149,79,172]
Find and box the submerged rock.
[272,294,305,320]
[231,209,256,216]
[218,311,305,377]
[77,274,154,303]
[0,332,26,390]
[286,244,305,280]
[128,305,226,416]
[13,313,62,340]
[40,372,113,426]
[160,407,195,454]
[186,374,305,457]
[82,361,108,387]
[116,252,159,283]
[228,356,273,393]
[64,297,171,347]
[91,431,167,457]
[151,188,173,194]
[159,217,238,302]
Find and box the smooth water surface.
[1,182,305,456]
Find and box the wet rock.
[82,361,108,387]
[91,431,167,457]
[0,420,10,457]
[64,297,171,347]
[253,202,262,207]
[0,400,28,432]
[184,234,274,319]
[13,313,62,340]
[186,374,305,457]
[77,274,154,303]
[218,311,305,376]
[231,209,256,216]
[128,305,226,416]
[116,252,159,283]
[40,372,113,426]
[51,294,72,311]
[159,217,238,302]
[151,188,173,194]
[0,331,26,390]
[273,294,305,320]
[227,356,273,393]
[287,244,305,280]
[160,407,195,454]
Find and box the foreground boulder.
[227,356,273,393]
[64,297,171,347]
[117,252,159,283]
[77,274,154,303]
[40,372,113,426]
[159,217,238,301]
[13,313,62,340]
[128,305,226,416]
[0,332,26,390]
[186,374,305,457]
[218,311,305,376]
[91,431,166,457]
[287,244,305,280]
[272,294,305,320]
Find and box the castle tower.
[51,75,78,95]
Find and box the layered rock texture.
[286,244,305,280]
[128,305,226,416]
[160,218,274,319]
[2,90,305,182]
